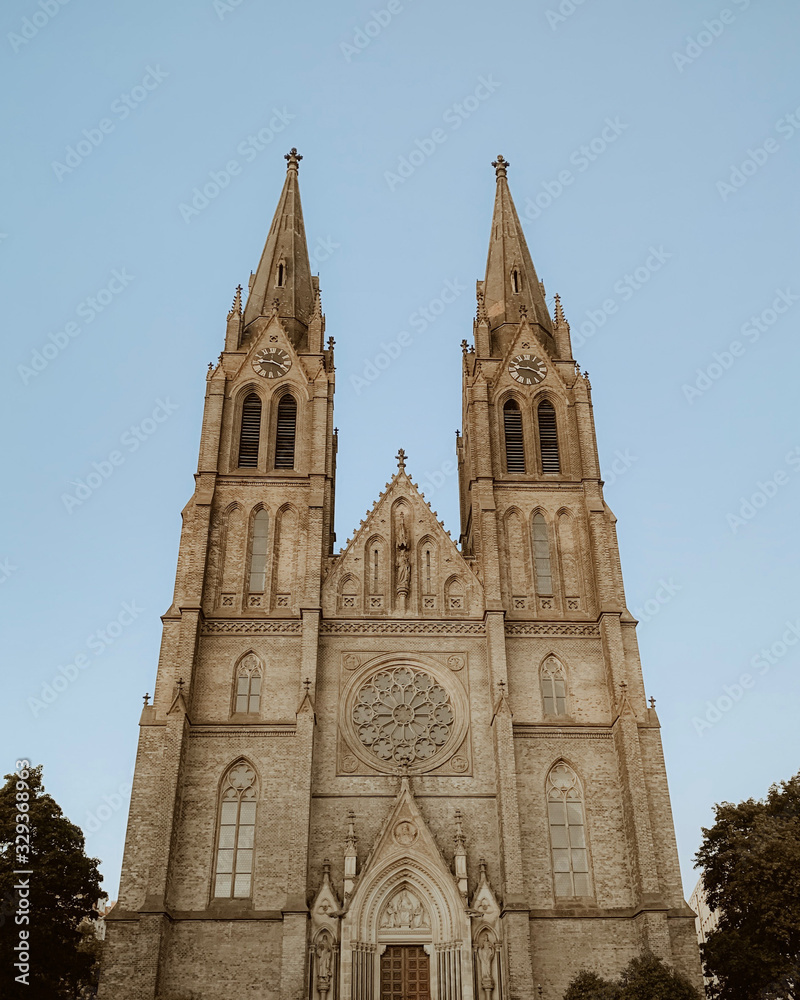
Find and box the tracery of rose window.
[352,667,455,766]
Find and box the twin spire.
[481,154,556,356]
[242,149,560,358]
[243,147,315,341]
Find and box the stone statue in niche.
[395,511,411,597]
[380,888,428,929]
[315,935,334,992]
[477,937,496,991]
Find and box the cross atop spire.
[492,154,510,178]
[482,154,556,357]
[396,448,407,471]
[243,152,315,342]
[284,147,303,171]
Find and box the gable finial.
[396,448,407,471]
[143,692,150,706]
[492,154,510,178]
[284,147,303,171]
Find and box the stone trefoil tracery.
[353,667,455,767]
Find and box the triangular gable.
[342,778,470,947]
[322,459,483,617]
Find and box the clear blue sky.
[1,0,798,901]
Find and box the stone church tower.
[99,150,701,999]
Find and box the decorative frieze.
[513,725,612,740]
[189,725,296,738]
[322,621,485,636]
[505,622,600,637]
[202,620,303,634]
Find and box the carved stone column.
[436,942,463,1000]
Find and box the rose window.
[353,667,456,765]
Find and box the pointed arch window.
[547,763,590,897]
[538,400,560,474]
[214,762,258,898]
[238,394,262,468]
[511,268,521,294]
[532,513,553,595]
[276,260,285,287]
[274,394,297,469]
[503,399,526,474]
[234,653,262,715]
[541,656,567,716]
[248,510,269,593]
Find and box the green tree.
[0,764,105,999]
[563,953,699,1000]
[617,953,699,999]
[563,969,620,1000]
[695,772,800,1000]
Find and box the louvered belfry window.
[274,394,297,469]
[238,394,262,468]
[538,400,560,474]
[503,399,526,474]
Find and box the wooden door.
[380,945,430,1000]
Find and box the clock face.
[509,354,547,385]
[252,348,291,379]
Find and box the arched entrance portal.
[337,782,475,1000]
[341,860,472,1000]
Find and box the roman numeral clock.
[509,353,547,385]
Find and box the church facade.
[98,149,702,1000]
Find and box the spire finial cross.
[177,677,184,692]
[492,154,510,178]
[396,448,406,471]
[143,692,150,706]
[284,147,303,171]
[303,677,311,694]
[649,696,656,709]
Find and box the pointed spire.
[243,149,315,342]
[483,154,555,356]
[553,292,573,359]
[454,809,468,895]
[225,283,243,350]
[228,284,242,320]
[554,292,565,327]
[344,809,358,898]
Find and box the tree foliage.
[695,772,800,1000]
[0,765,105,999]
[563,952,699,1000]
[563,968,621,1000]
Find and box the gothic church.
[98,149,702,999]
